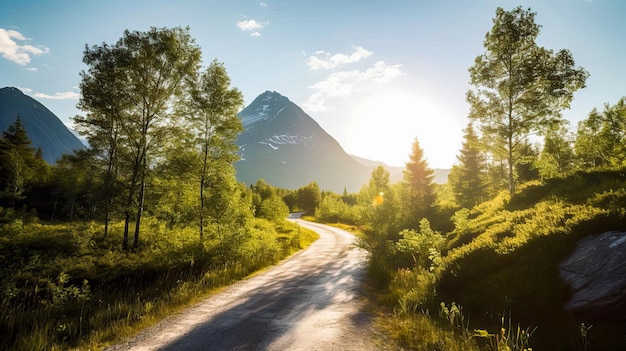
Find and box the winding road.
[107,215,379,350]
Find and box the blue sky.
[2,0,625,168]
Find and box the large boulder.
[559,231,626,321]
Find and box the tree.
[536,125,575,179]
[467,6,588,194]
[356,166,400,284]
[77,27,202,249]
[0,117,48,208]
[188,60,244,238]
[48,150,101,222]
[296,182,321,215]
[575,97,626,169]
[75,41,128,237]
[400,138,436,228]
[358,166,399,241]
[449,123,486,208]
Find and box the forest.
[1,6,625,350]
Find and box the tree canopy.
[467,6,588,194]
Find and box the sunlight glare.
[346,90,459,168]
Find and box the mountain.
[350,155,451,184]
[0,87,85,164]
[236,91,377,192]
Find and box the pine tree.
[401,138,436,228]
[0,116,48,208]
[450,123,485,208]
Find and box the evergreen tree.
[449,123,485,208]
[400,138,436,228]
[0,117,48,208]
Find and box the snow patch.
[259,141,279,150]
[267,134,312,146]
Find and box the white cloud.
[24,67,37,71]
[0,28,49,65]
[307,46,373,71]
[250,32,261,37]
[33,91,79,100]
[260,2,268,7]
[304,61,403,112]
[236,19,266,31]
[17,87,33,94]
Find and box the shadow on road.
[154,222,370,350]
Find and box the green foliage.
[362,167,626,349]
[257,194,289,221]
[575,96,626,169]
[315,191,357,224]
[187,60,244,239]
[76,26,203,249]
[396,218,444,271]
[392,268,437,315]
[0,216,317,350]
[449,123,486,208]
[295,182,321,215]
[536,125,576,179]
[355,166,401,285]
[0,116,50,210]
[400,138,437,228]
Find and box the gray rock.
[559,231,626,321]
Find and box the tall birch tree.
[467,6,588,194]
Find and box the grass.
[320,169,626,350]
[0,217,318,350]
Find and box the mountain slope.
[350,155,451,184]
[0,87,84,164]
[235,91,375,192]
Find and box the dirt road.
[106,217,379,350]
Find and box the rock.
[559,231,626,321]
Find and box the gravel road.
[106,217,379,351]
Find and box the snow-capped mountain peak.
[235,91,375,192]
[239,91,290,127]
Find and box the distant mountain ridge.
[349,155,450,184]
[0,87,84,164]
[235,91,449,192]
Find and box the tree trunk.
[507,105,515,195]
[123,210,130,250]
[133,177,146,249]
[199,173,205,239]
[50,194,58,222]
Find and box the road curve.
[107,217,377,351]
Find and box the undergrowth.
[332,169,626,350]
[0,217,318,350]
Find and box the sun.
[346,89,460,168]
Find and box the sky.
[2,0,625,169]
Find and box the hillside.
[433,170,626,348]
[0,87,84,164]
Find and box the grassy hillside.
[373,169,626,350]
